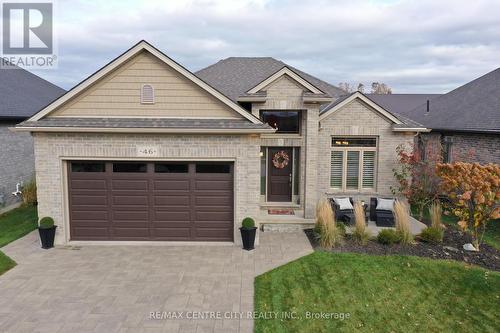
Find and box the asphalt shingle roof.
[367,94,441,118]
[402,69,500,133]
[0,65,65,119]
[195,57,345,103]
[17,117,274,131]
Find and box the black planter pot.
[38,226,57,249]
[240,227,257,250]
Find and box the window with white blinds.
[330,137,377,191]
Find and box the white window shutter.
[330,151,343,188]
[362,151,375,188]
[346,151,360,189]
[141,84,154,104]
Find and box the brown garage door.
[68,161,234,241]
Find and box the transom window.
[260,110,301,134]
[330,137,377,191]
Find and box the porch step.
[261,220,315,232]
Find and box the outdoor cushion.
[334,197,354,210]
[376,198,395,211]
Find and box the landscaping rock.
[463,243,478,252]
[443,246,459,253]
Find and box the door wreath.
[272,150,290,169]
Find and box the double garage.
[67,161,234,242]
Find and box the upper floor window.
[260,110,301,134]
[141,84,154,104]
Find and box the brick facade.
[420,132,500,164]
[0,122,35,207]
[33,132,261,245]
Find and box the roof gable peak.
[28,40,261,124]
[246,66,326,95]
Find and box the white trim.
[28,41,261,124]
[247,67,324,95]
[12,126,275,134]
[66,241,235,246]
[45,115,243,119]
[319,92,403,124]
[392,127,431,132]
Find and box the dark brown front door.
[267,148,293,202]
[68,161,234,241]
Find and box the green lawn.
[0,205,38,275]
[411,205,499,250]
[255,252,500,333]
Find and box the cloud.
[32,0,500,93]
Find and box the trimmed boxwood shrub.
[242,217,255,229]
[39,217,55,229]
[377,229,401,245]
[419,227,444,244]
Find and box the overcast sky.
[31,0,500,93]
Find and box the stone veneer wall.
[0,122,35,207]
[317,99,415,202]
[33,132,261,245]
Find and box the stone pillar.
[304,106,319,219]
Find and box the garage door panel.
[151,228,191,239]
[195,180,232,191]
[195,211,233,221]
[70,179,107,190]
[71,210,108,220]
[154,180,190,191]
[195,195,232,206]
[154,211,190,221]
[112,195,149,206]
[112,179,148,190]
[154,195,190,206]
[71,195,107,205]
[112,228,150,238]
[113,210,149,220]
[69,161,233,241]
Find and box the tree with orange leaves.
[436,162,500,250]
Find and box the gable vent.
[141,84,155,104]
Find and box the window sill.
[326,189,377,195]
[261,134,302,139]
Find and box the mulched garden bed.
[304,227,500,271]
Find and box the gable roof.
[27,40,261,124]
[195,57,344,104]
[246,66,325,94]
[319,92,429,131]
[0,65,65,119]
[404,68,500,133]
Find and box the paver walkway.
[0,230,312,333]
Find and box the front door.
[267,147,293,202]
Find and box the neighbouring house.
[369,69,500,164]
[0,65,64,208]
[15,41,429,245]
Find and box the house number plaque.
[136,145,160,157]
